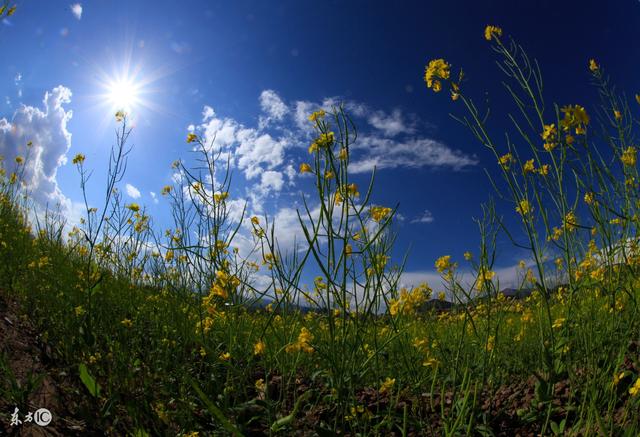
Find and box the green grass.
[2,26,640,436]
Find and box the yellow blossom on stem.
[379,377,396,393]
[541,124,557,141]
[484,25,503,41]
[424,59,451,92]
[299,163,312,173]
[254,340,266,356]
[435,255,452,273]
[523,159,535,174]
[498,153,513,169]
[516,199,533,217]
[370,205,392,222]
[589,59,599,72]
[629,377,640,396]
[186,133,198,143]
[621,146,637,167]
[308,109,326,123]
[121,318,133,328]
[72,153,85,164]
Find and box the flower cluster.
[424,59,450,93]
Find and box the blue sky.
[1,0,640,292]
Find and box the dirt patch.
[0,291,93,436]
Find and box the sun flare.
[105,77,141,112]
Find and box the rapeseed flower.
[424,59,450,92]
[589,59,599,72]
[299,163,312,173]
[484,25,502,41]
[435,255,452,273]
[370,205,392,222]
[308,109,325,123]
[629,377,640,396]
[121,318,133,328]
[186,133,198,143]
[541,124,557,141]
[72,153,85,164]
[379,377,396,393]
[621,146,637,167]
[498,153,513,169]
[516,199,532,217]
[254,340,266,356]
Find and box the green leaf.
[78,363,101,398]
[188,378,244,436]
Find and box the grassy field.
[2,25,640,436]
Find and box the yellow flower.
[560,105,590,133]
[486,335,495,352]
[370,205,392,222]
[251,216,260,225]
[565,135,574,145]
[115,110,126,122]
[621,146,637,167]
[308,109,326,123]
[537,164,550,176]
[127,203,140,212]
[523,159,535,174]
[299,163,312,173]
[563,211,578,232]
[438,291,446,301]
[15,155,24,164]
[484,25,503,41]
[463,251,473,261]
[74,305,85,316]
[424,59,451,92]
[186,133,198,143]
[636,94,640,105]
[255,378,266,392]
[254,340,266,356]
[121,318,133,328]
[308,141,318,154]
[338,148,348,160]
[589,59,599,72]
[516,199,532,217]
[498,153,513,169]
[552,317,565,329]
[165,250,174,262]
[72,153,85,164]
[518,260,526,270]
[629,377,640,396]
[219,352,231,361]
[613,372,626,387]
[379,377,396,393]
[541,124,557,141]
[435,255,452,273]
[614,110,622,121]
[213,192,229,203]
[543,142,557,152]
[161,185,172,196]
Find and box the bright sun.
[106,78,141,112]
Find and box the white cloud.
[125,183,141,199]
[259,90,288,127]
[150,191,159,204]
[70,3,82,20]
[368,109,414,137]
[411,209,434,224]
[202,105,215,122]
[349,136,477,173]
[0,86,73,208]
[259,170,284,193]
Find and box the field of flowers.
[2,24,640,436]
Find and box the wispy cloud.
[411,209,434,224]
[70,3,82,20]
[125,183,141,199]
